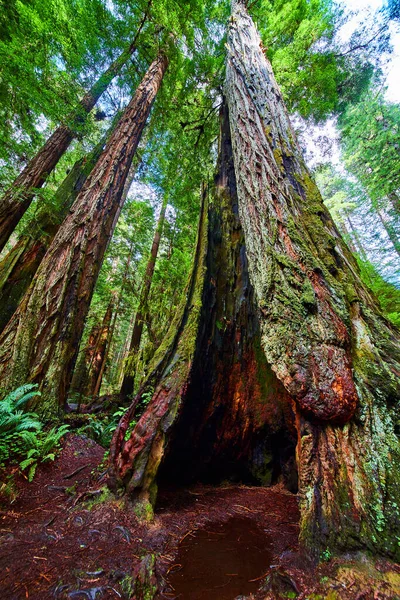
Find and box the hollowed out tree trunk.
[109,0,400,562]
[109,102,298,507]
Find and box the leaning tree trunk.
[0,5,150,253]
[109,103,298,510]
[121,196,168,399]
[376,209,400,259]
[0,122,117,334]
[226,0,400,559]
[0,51,168,418]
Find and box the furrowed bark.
[0,52,168,418]
[108,104,298,504]
[0,5,150,253]
[0,129,111,334]
[226,0,400,559]
[121,196,168,399]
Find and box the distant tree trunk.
[345,215,369,262]
[376,209,400,258]
[120,196,168,399]
[92,240,137,397]
[87,298,114,399]
[109,103,298,510]
[226,0,400,559]
[0,51,168,418]
[0,6,150,252]
[0,124,115,334]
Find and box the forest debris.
[63,464,90,479]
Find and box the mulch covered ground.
[0,434,399,600]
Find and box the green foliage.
[357,259,400,327]
[18,425,69,481]
[0,384,69,480]
[77,407,131,447]
[339,88,400,206]
[0,384,42,445]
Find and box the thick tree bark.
[0,6,150,253]
[0,52,168,418]
[109,104,298,506]
[0,129,111,334]
[121,196,168,399]
[226,0,400,559]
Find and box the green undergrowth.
[0,384,69,484]
[73,406,137,448]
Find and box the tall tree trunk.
[121,196,168,399]
[0,5,151,253]
[0,51,168,418]
[376,209,400,258]
[92,300,116,398]
[109,104,298,510]
[0,125,114,334]
[226,0,400,559]
[92,241,137,397]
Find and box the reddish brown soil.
[0,434,399,600]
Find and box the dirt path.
[1,434,399,600]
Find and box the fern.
[0,385,68,480]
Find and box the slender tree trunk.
[87,297,114,399]
[0,51,168,418]
[376,209,400,258]
[226,0,400,559]
[92,301,116,398]
[121,196,168,399]
[92,241,137,397]
[0,126,114,334]
[0,5,151,253]
[346,215,369,262]
[70,321,102,401]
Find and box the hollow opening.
[157,341,298,493]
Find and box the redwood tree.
[0,7,150,253]
[0,125,114,334]
[0,51,168,418]
[225,0,400,559]
[109,0,400,563]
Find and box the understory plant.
[0,384,69,480]
[78,406,132,448]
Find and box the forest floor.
[1,434,400,600]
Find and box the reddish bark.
[0,52,168,417]
[0,132,109,333]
